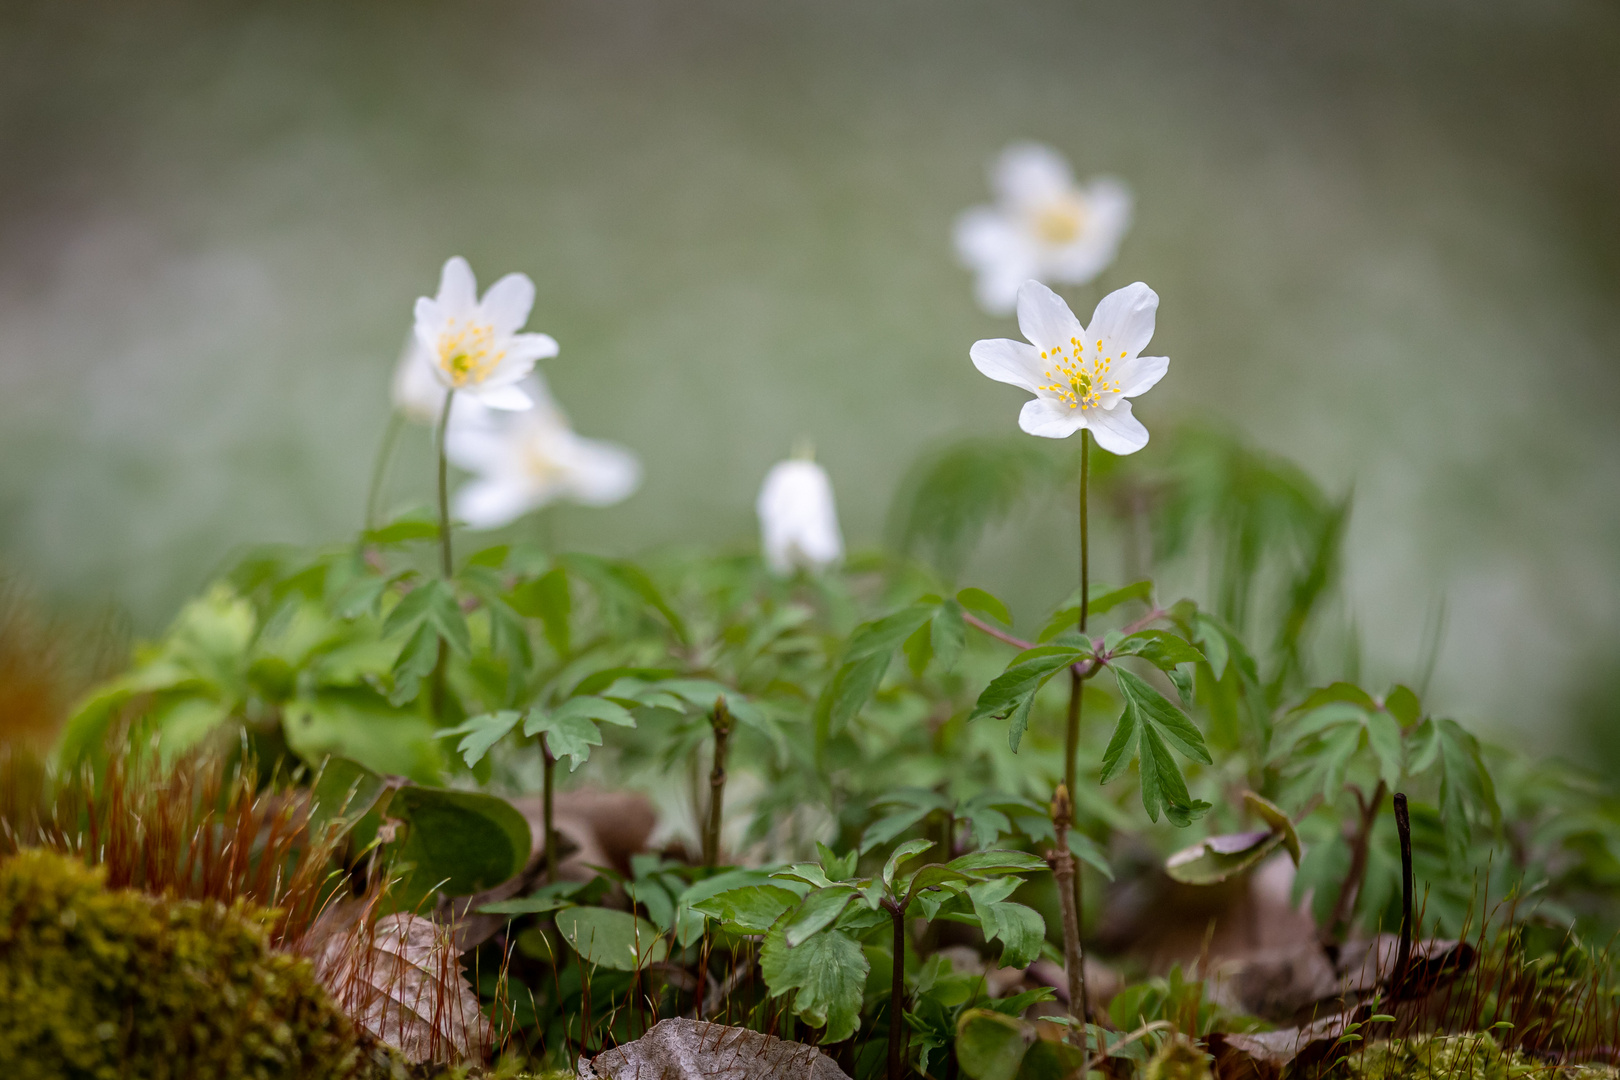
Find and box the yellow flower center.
[1032,194,1088,245]
[435,318,505,387]
[521,437,566,483]
[1039,338,1125,411]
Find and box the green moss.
[0,848,381,1080]
[1145,1037,1213,1080]
[1341,1035,1620,1080]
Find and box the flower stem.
[436,390,455,579]
[1048,785,1090,1034]
[1079,429,1090,635]
[1393,791,1414,999]
[703,696,733,868]
[364,412,403,534]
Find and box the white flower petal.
[974,272,1026,317]
[392,338,447,425]
[562,437,641,507]
[471,383,534,411]
[993,142,1074,208]
[970,338,1044,392]
[1085,398,1149,455]
[756,459,843,575]
[435,256,478,319]
[454,476,544,530]
[1086,282,1159,359]
[1018,397,1086,439]
[1115,354,1168,398]
[954,207,1020,267]
[1015,280,1084,353]
[506,332,560,363]
[479,272,536,336]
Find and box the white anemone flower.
[412,256,559,411]
[756,457,844,575]
[955,142,1132,316]
[446,376,641,530]
[970,279,1167,455]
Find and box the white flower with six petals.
[970,279,1167,455]
[412,256,559,411]
[756,457,844,575]
[955,142,1132,316]
[446,376,641,530]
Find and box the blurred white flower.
[955,142,1132,316]
[756,457,843,575]
[970,279,1166,455]
[446,376,640,530]
[412,256,559,411]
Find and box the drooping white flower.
[970,279,1167,455]
[756,457,843,575]
[446,376,640,529]
[955,142,1132,316]
[412,256,559,411]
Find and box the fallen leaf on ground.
[578,1018,851,1080]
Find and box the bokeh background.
[0,0,1616,755]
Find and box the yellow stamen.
[1035,336,1125,411]
[435,316,506,387]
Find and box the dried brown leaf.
[578,1018,851,1080]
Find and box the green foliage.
[0,849,379,1080]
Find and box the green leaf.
[956,587,1012,628]
[308,756,388,838]
[784,885,860,947]
[1366,708,1404,789]
[552,695,637,727]
[1165,829,1283,884]
[382,579,440,639]
[391,786,532,901]
[1113,667,1212,765]
[440,710,522,768]
[1437,717,1499,859]
[1137,724,1195,825]
[903,618,934,677]
[1109,629,1204,671]
[860,806,935,854]
[883,839,935,889]
[1385,683,1422,727]
[965,879,1046,969]
[946,850,1048,875]
[691,883,802,933]
[954,1010,1036,1080]
[825,652,891,734]
[1316,722,1363,801]
[1244,790,1302,865]
[1099,707,1139,784]
[1192,614,1230,681]
[760,924,869,1042]
[509,567,571,656]
[524,708,604,772]
[1088,580,1153,616]
[902,865,979,909]
[555,907,668,971]
[364,517,439,545]
[387,620,440,706]
[1005,693,1036,754]
[931,601,967,672]
[968,646,1086,724]
[848,603,940,660]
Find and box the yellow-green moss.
[0,848,379,1080]
[1341,1035,1620,1080]
[1145,1036,1213,1080]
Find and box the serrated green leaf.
[760,924,868,1042]
[946,849,1048,875]
[1099,707,1138,784]
[826,651,891,734]
[691,883,802,933]
[903,618,933,677]
[388,620,439,706]
[440,710,523,767]
[965,879,1046,969]
[552,695,636,727]
[1385,683,1422,727]
[1137,723,1193,824]
[785,885,860,947]
[1113,667,1212,765]
[524,709,603,771]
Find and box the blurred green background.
[0,0,1616,752]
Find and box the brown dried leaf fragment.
[578,1018,851,1080]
